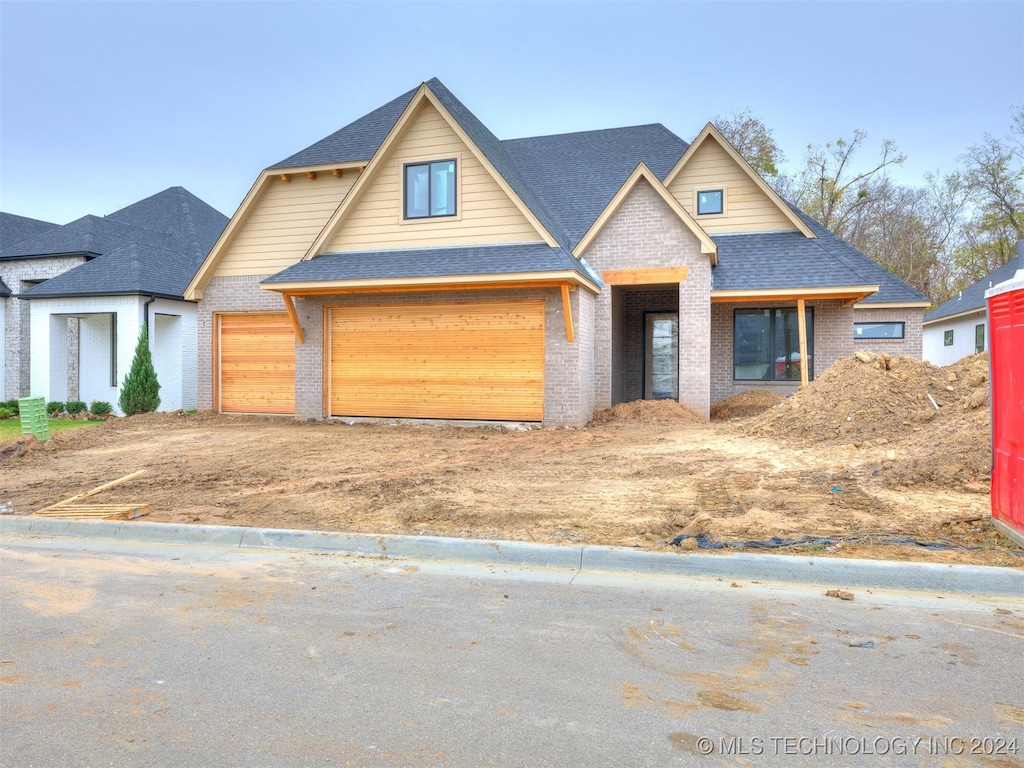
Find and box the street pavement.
[2,534,1022,767]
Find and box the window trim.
[402,156,459,221]
[854,321,905,340]
[733,307,815,382]
[695,188,725,216]
[975,323,985,354]
[944,329,954,346]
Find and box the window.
[854,322,905,340]
[975,323,985,354]
[109,313,117,387]
[404,159,456,219]
[734,308,814,381]
[944,329,954,346]
[697,189,723,215]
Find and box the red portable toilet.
[986,244,1024,547]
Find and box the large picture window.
[404,159,456,219]
[734,308,814,381]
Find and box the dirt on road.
[1,352,1017,568]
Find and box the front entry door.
[644,312,679,400]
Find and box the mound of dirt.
[591,399,704,425]
[710,390,783,420]
[748,350,992,487]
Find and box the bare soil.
[1,352,1018,568]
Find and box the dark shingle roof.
[0,278,10,297]
[0,214,171,259]
[269,87,418,169]
[711,230,871,290]
[0,212,58,252]
[924,252,1024,323]
[104,186,228,262]
[503,124,688,248]
[263,244,600,287]
[20,241,204,300]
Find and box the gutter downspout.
[142,295,156,340]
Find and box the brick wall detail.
[852,306,925,358]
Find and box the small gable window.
[697,189,724,215]
[404,159,456,219]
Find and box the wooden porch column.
[797,298,809,387]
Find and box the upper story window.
[697,189,724,215]
[404,159,456,219]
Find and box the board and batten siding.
[667,136,796,234]
[327,102,543,252]
[212,173,357,278]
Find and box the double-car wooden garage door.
[329,300,545,421]
[217,301,545,421]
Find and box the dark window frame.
[854,321,905,340]
[944,329,954,346]
[403,158,457,220]
[733,307,815,382]
[975,323,985,354]
[696,189,724,215]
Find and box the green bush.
[0,407,11,420]
[89,400,113,417]
[65,401,87,415]
[3,400,18,415]
[119,324,161,416]
[47,401,65,416]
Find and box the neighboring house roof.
[0,277,10,297]
[924,252,1024,324]
[5,187,228,300]
[263,244,600,288]
[503,124,689,248]
[20,241,206,300]
[0,212,58,252]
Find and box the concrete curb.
[3,517,1022,597]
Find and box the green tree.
[119,324,161,416]
[713,108,784,178]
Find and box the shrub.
[89,400,113,417]
[0,407,11,420]
[3,400,18,415]
[119,324,161,416]
[65,401,87,415]
[47,401,65,416]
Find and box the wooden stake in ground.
[35,470,148,515]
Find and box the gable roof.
[503,124,689,249]
[663,123,815,239]
[1,212,58,252]
[20,241,206,300]
[924,250,1024,323]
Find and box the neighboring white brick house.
[2,189,226,413]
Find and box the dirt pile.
[710,390,783,420]
[591,399,704,425]
[749,351,992,486]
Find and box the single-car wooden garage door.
[217,313,295,414]
[330,300,544,421]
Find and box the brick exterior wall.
[852,306,925,358]
[199,275,595,426]
[0,256,87,398]
[710,299,853,404]
[584,179,712,418]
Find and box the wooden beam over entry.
[797,298,809,387]
[602,267,689,286]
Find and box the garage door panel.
[219,313,295,415]
[330,300,544,421]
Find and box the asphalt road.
[2,535,1022,767]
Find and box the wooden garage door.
[330,300,544,421]
[218,313,295,414]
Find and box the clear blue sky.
[2,0,1021,224]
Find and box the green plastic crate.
[18,397,50,441]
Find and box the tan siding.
[213,175,356,277]
[328,103,542,251]
[667,137,796,234]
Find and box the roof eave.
[261,270,601,296]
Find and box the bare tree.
[713,108,784,178]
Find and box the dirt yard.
[1,352,1019,568]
